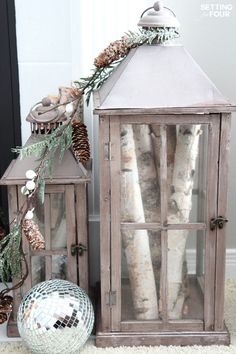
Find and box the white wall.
[15,0,236,281]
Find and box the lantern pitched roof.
[94,45,235,114]
[0,147,91,185]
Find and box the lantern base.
[96,306,230,347]
[96,328,230,347]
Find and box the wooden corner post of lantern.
[0,90,91,337]
[93,1,236,347]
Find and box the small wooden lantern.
[0,148,91,337]
[94,3,236,347]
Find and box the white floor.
[0,319,21,342]
[1,262,236,343]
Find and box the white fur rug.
[1,280,236,354]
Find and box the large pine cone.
[71,119,90,163]
[94,36,130,68]
[0,295,13,324]
[22,220,45,251]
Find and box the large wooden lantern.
[94,2,235,347]
[0,109,91,336]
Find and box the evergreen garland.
[0,224,22,283]
[0,26,179,294]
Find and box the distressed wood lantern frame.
[0,149,91,337]
[94,45,236,347]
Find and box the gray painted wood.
[96,328,230,347]
[120,320,203,332]
[99,116,111,332]
[196,125,207,278]
[160,125,168,324]
[215,113,231,330]
[204,115,220,331]
[44,193,52,280]
[96,108,230,344]
[99,115,222,125]
[45,185,65,193]
[1,147,91,338]
[120,222,206,230]
[110,116,121,331]
[7,186,20,323]
[94,107,236,115]
[65,185,77,283]
[76,184,89,293]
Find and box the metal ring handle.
[140,5,177,19]
[29,101,59,123]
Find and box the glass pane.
[121,229,161,321]
[167,124,208,223]
[51,193,67,249]
[32,192,66,250]
[52,255,67,279]
[167,230,205,320]
[120,124,160,224]
[31,256,45,286]
[33,201,45,237]
[120,124,208,225]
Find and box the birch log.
[132,125,161,299]
[168,124,201,319]
[151,125,176,198]
[121,124,158,319]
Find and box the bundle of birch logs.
[121,124,201,320]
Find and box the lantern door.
[10,184,86,315]
[25,185,78,287]
[101,114,221,333]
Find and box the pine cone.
[0,296,13,313]
[94,36,130,68]
[71,119,90,163]
[22,220,45,251]
[0,313,7,324]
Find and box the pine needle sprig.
[12,140,48,159]
[12,123,72,162]
[0,224,23,283]
[125,28,179,46]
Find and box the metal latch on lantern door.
[71,243,87,256]
[210,216,228,231]
[104,142,112,160]
[105,291,116,306]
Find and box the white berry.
[25,169,37,179]
[66,103,73,114]
[26,180,36,191]
[21,186,29,195]
[25,210,34,220]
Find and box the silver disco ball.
[17,279,94,354]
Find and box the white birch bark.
[151,125,176,199]
[121,124,158,319]
[132,125,161,300]
[168,125,201,319]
